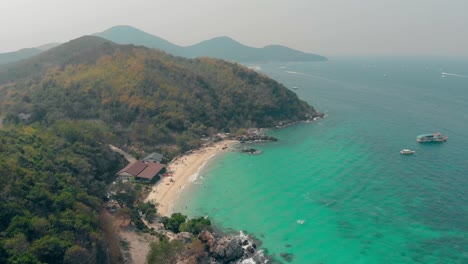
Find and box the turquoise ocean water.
[175,57,468,263]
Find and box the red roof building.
[117,161,166,181]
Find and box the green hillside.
[0,36,319,156]
[0,36,113,84]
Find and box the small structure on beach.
[116,161,166,182]
[142,152,164,163]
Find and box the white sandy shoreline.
[145,140,237,216]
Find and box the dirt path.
[119,226,155,264]
[109,144,137,163]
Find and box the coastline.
[146,140,237,216]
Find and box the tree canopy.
[0,122,124,263]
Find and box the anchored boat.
[416,133,448,143]
[400,149,416,155]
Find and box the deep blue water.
[177,57,468,263]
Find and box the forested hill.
[0,35,321,263]
[0,35,319,154]
[0,36,114,84]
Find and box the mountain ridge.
[0,47,42,65]
[0,36,115,83]
[0,25,327,65]
[0,43,62,65]
[96,25,327,62]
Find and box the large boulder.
[199,230,245,263]
[199,230,216,249]
[211,237,244,263]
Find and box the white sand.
[145,140,236,216]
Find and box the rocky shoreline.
[274,112,326,129]
[237,134,279,143]
[153,226,270,264]
[197,230,269,264]
[142,114,327,263]
[237,113,325,143]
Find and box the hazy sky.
[1,0,468,55]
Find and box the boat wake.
[286,70,341,83]
[286,70,315,77]
[441,72,468,78]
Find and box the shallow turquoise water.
[176,57,468,263]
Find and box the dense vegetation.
[0,35,320,263]
[0,122,124,263]
[0,36,318,157]
[161,213,211,235]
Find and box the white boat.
[400,149,415,155]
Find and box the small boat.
[400,149,415,155]
[416,133,448,143]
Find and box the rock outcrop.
[211,237,244,262]
[241,148,262,154]
[198,230,265,263]
[199,230,216,249]
[237,134,278,143]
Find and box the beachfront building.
[142,152,164,163]
[116,160,166,182]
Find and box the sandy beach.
[146,140,237,216]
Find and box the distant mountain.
[180,36,327,62]
[0,48,42,65]
[180,36,257,62]
[36,42,61,51]
[96,25,327,62]
[0,35,320,152]
[0,42,61,65]
[0,26,326,65]
[94,25,182,55]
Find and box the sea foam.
[188,153,216,182]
